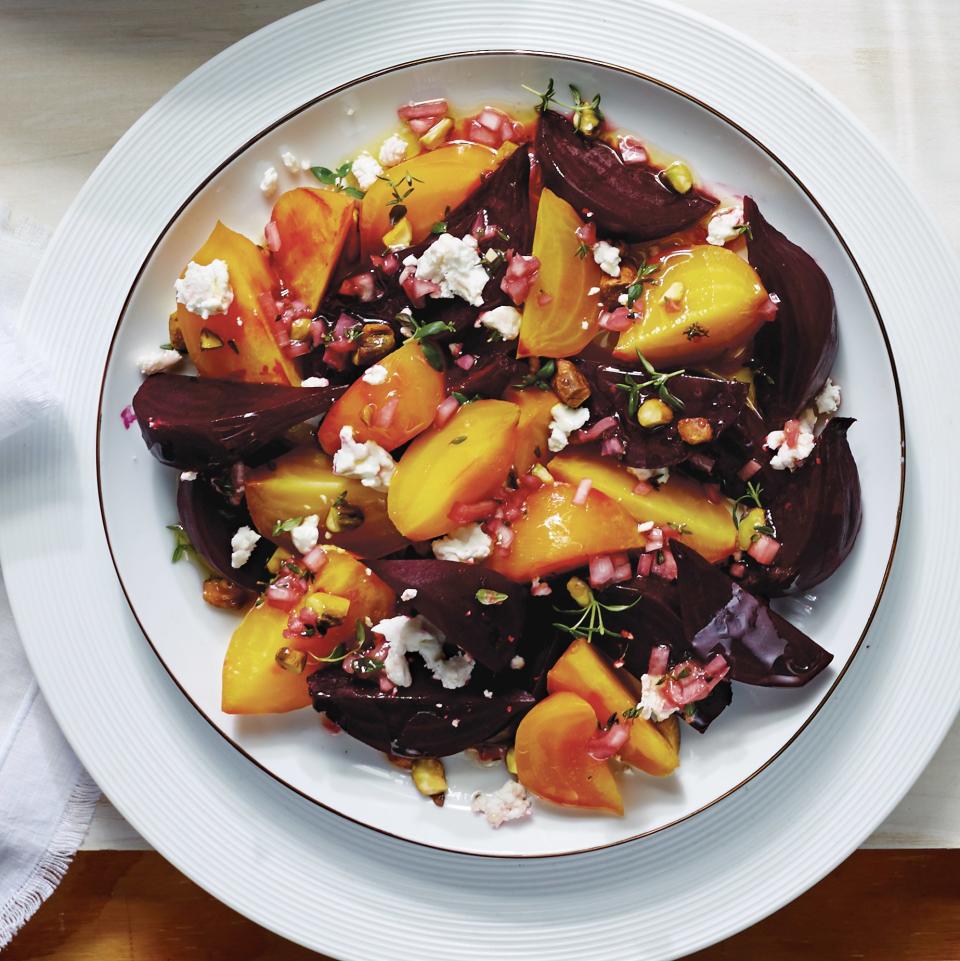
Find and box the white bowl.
[97,52,903,858]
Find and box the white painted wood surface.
[0,0,955,850]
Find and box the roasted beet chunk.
[744,196,838,424]
[133,374,345,469]
[176,475,270,591]
[672,541,833,687]
[745,418,862,595]
[577,361,748,468]
[536,109,716,241]
[366,560,525,672]
[307,666,534,757]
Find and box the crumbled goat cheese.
[378,134,408,167]
[280,150,300,173]
[483,689,494,699]
[137,347,181,375]
[230,525,261,569]
[174,259,234,319]
[413,233,488,306]
[260,166,279,196]
[510,655,526,670]
[332,425,396,492]
[432,523,493,563]
[351,152,383,190]
[627,466,671,486]
[484,247,503,263]
[180,471,197,482]
[301,376,330,388]
[815,378,842,415]
[290,514,320,555]
[361,364,389,385]
[637,673,678,722]
[706,205,744,246]
[592,240,621,277]
[471,780,532,828]
[374,615,474,689]
[479,305,522,341]
[548,403,591,453]
[765,411,816,471]
[400,588,418,602]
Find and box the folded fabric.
[0,204,99,949]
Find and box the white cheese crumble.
[765,410,816,471]
[478,305,522,341]
[259,166,279,196]
[626,466,671,486]
[230,525,261,569]
[174,259,234,320]
[290,514,320,555]
[137,347,181,375]
[280,150,300,173]
[180,471,197,482]
[637,673,679,722]
[400,588,418,602]
[351,152,383,190]
[432,523,493,563]
[547,403,591,453]
[361,364,389,385]
[815,378,842,415]
[412,233,488,306]
[374,614,474,689]
[510,655,526,670]
[300,376,330,388]
[471,780,532,828]
[378,134,408,167]
[705,205,745,246]
[484,247,503,264]
[592,240,622,277]
[332,426,396,492]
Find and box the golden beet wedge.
[387,399,520,541]
[359,142,500,256]
[318,341,445,454]
[517,188,604,358]
[503,386,560,474]
[221,547,394,715]
[515,691,623,815]
[614,245,768,367]
[549,450,737,562]
[176,221,298,385]
[548,637,680,777]
[269,187,356,312]
[486,482,647,583]
[244,446,407,559]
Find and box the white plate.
[2,1,957,957]
[96,52,902,858]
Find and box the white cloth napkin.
[0,204,99,949]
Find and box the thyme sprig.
[521,78,603,135]
[731,481,764,530]
[624,262,661,308]
[513,357,557,391]
[521,77,557,113]
[552,577,639,643]
[166,524,195,563]
[402,314,456,372]
[377,171,422,208]
[311,162,365,200]
[310,621,384,674]
[616,351,685,413]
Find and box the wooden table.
[2,0,959,956]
